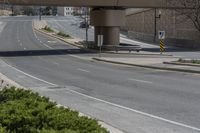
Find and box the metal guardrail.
[114,45,142,52]
[102,44,142,52]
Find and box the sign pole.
[160,39,164,54]
[99,43,102,57]
[98,35,103,57]
[158,31,165,54]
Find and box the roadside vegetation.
[178,58,200,64]
[0,87,109,133]
[42,26,54,33]
[57,32,71,38]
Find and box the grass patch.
[0,87,109,133]
[57,32,71,38]
[178,58,200,64]
[42,26,54,33]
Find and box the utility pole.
[39,6,42,20]
[11,5,14,16]
[154,9,161,42]
[85,7,89,46]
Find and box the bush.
[0,125,8,133]
[57,32,70,38]
[43,26,54,32]
[0,87,108,133]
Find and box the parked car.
[79,21,89,28]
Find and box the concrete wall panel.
[118,0,166,8]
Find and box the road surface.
[1,16,200,132]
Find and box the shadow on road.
[0,49,95,57]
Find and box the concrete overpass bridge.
[0,0,185,47]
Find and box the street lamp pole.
[39,6,42,20]
[154,8,161,42]
[85,7,89,45]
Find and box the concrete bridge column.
[90,8,125,47]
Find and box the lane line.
[33,30,53,49]
[3,61,57,86]
[47,41,57,43]
[128,78,153,84]
[2,59,200,132]
[77,68,90,73]
[33,30,90,61]
[42,43,53,49]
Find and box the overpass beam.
[90,8,125,47]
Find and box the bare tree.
[168,0,200,33]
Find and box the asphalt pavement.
[1,16,200,133]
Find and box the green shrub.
[0,87,50,104]
[0,125,8,133]
[40,129,78,133]
[57,32,70,38]
[43,26,54,32]
[177,58,200,64]
[0,87,108,133]
[191,60,200,64]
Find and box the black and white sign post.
[158,31,165,54]
[98,35,103,57]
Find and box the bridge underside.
[0,0,182,8]
[0,0,186,48]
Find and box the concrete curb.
[164,61,200,67]
[0,72,24,89]
[104,51,173,56]
[34,28,97,53]
[93,57,200,74]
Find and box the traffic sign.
[97,35,103,47]
[158,31,165,40]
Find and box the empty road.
[0,16,200,133]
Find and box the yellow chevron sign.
[160,39,165,53]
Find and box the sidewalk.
[93,56,200,74]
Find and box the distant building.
[57,7,74,16]
[57,7,87,16]
[73,7,85,15]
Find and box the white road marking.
[77,68,90,73]
[47,41,57,43]
[3,61,57,86]
[3,60,200,132]
[69,54,90,61]
[42,43,53,49]
[128,78,153,84]
[33,31,53,49]
[53,62,60,66]
[24,48,26,50]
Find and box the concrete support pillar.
[94,26,120,46]
[90,9,125,47]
